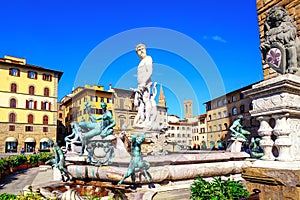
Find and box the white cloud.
[212,35,227,43]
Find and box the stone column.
[257,116,275,161]
[272,114,292,161]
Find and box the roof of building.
[203,80,262,104]
[0,55,63,81]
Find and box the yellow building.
[204,83,260,149]
[0,55,63,153]
[191,114,207,149]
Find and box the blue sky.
[0,1,263,118]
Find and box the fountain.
[33,43,252,200]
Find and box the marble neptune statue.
[132,43,158,129]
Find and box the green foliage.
[0,193,17,200]
[0,153,53,172]
[37,152,53,163]
[190,176,250,200]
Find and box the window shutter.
[41,101,44,110]
[9,69,12,75]
[34,101,37,109]
[26,100,29,109]
[17,70,20,77]
[49,102,51,111]
[35,72,38,79]
[27,71,30,78]
[50,75,52,82]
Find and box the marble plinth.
[244,74,300,161]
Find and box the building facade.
[0,55,62,153]
[191,114,207,149]
[204,83,260,149]
[167,115,193,148]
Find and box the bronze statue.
[79,101,115,155]
[118,134,154,188]
[48,140,72,182]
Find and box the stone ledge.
[68,160,252,184]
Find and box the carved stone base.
[244,74,300,161]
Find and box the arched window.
[43,115,48,125]
[41,101,51,110]
[27,100,35,109]
[44,87,49,97]
[232,107,237,115]
[29,86,35,95]
[9,113,16,123]
[10,98,16,108]
[10,83,17,93]
[224,123,228,130]
[240,105,245,113]
[28,114,34,124]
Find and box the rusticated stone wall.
[256,0,300,79]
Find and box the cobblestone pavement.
[0,167,53,195]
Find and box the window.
[9,125,15,131]
[219,124,222,131]
[232,107,237,115]
[44,88,49,96]
[223,98,227,105]
[9,68,20,77]
[10,83,17,93]
[240,93,244,99]
[43,127,48,132]
[224,123,228,129]
[25,126,33,132]
[41,101,51,110]
[43,115,48,124]
[26,100,36,109]
[42,74,52,81]
[217,100,222,107]
[249,103,253,110]
[218,112,222,119]
[28,114,34,124]
[207,103,211,111]
[107,98,112,103]
[28,71,37,79]
[208,115,212,121]
[29,86,35,95]
[59,113,62,118]
[209,126,212,132]
[232,96,236,102]
[240,105,245,113]
[120,99,124,109]
[10,98,16,108]
[223,110,227,117]
[9,113,16,123]
[90,96,97,102]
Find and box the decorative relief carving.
[253,93,300,113]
